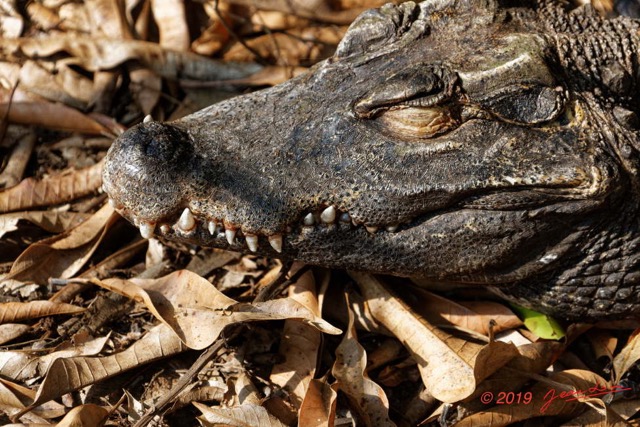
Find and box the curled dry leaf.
[0,132,36,189]
[350,272,518,403]
[225,0,366,24]
[0,210,90,239]
[0,301,84,324]
[0,159,105,214]
[613,328,640,382]
[56,403,109,427]
[1,100,110,134]
[270,268,321,409]
[0,324,30,345]
[332,301,395,427]
[29,323,187,409]
[151,0,189,51]
[99,269,341,350]
[298,377,337,427]
[6,202,117,284]
[0,334,109,383]
[14,36,262,80]
[194,401,287,427]
[396,286,522,336]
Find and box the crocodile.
[102,0,640,321]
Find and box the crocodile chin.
[103,0,640,318]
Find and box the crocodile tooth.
[160,224,171,234]
[268,235,283,253]
[245,234,258,252]
[208,221,216,235]
[320,206,336,223]
[303,213,315,226]
[143,114,153,123]
[178,208,196,231]
[365,226,378,234]
[386,225,399,232]
[225,229,237,245]
[139,222,155,239]
[339,212,351,222]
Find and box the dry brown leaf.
[0,334,109,384]
[129,68,162,115]
[18,60,90,109]
[396,286,522,336]
[332,299,394,427]
[99,269,341,350]
[0,377,64,423]
[0,351,35,381]
[613,328,640,382]
[27,2,61,31]
[151,0,189,51]
[225,0,365,24]
[6,202,117,284]
[85,0,132,38]
[0,324,30,345]
[0,210,90,239]
[0,2,24,38]
[224,27,346,66]
[56,404,109,427]
[587,329,617,361]
[29,323,187,408]
[0,131,36,189]
[12,36,262,80]
[0,159,105,214]
[0,301,84,324]
[350,272,518,403]
[0,98,110,134]
[298,377,337,427]
[191,1,231,56]
[270,267,321,409]
[194,401,287,427]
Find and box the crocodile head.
[103,0,640,318]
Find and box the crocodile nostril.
[138,122,193,163]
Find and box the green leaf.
[511,304,565,340]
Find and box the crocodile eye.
[477,85,566,125]
[376,106,460,139]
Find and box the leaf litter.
[1,0,640,426]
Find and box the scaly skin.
[103,0,640,320]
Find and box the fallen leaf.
[6,202,117,284]
[0,324,30,345]
[298,377,337,427]
[0,301,84,324]
[511,304,566,340]
[13,35,262,80]
[0,210,90,239]
[332,295,394,427]
[350,272,518,403]
[29,323,187,408]
[195,401,287,427]
[0,159,105,214]
[56,404,109,427]
[613,328,640,382]
[99,269,341,350]
[270,267,321,409]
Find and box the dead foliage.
[1,0,639,426]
